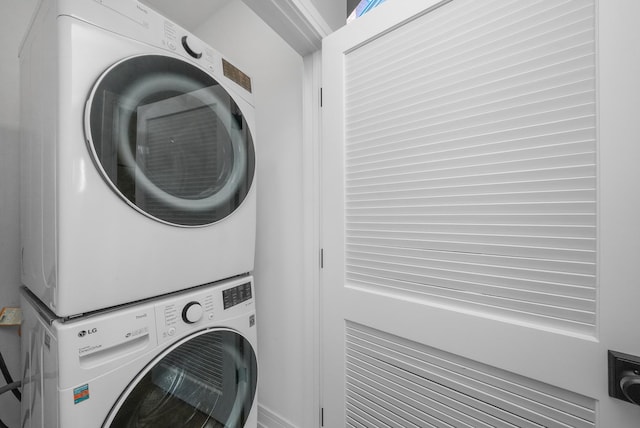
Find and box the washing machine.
[20,275,258,428]
[19,0,256,317]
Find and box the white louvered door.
[321,0,640,426]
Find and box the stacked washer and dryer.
[19,1,258,427]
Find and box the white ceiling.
[140,0,232,30]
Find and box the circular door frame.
[102,327,258,428]
[84,53,256,228]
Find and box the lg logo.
[78,328,98,338]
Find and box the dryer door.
[86,54,255,227]
[104,329,257,428]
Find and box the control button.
[168,41,176,50]
[208,313,215,320]
[181,35,203,59]
[168,327,176,336]
[182,301,203,324]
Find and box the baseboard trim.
[257,404,299,428]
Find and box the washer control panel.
[155,278,254,344]
[223,282,253,309]
[182,301,203,324]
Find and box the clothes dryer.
[20,0,256,316]
[20,275,258,428]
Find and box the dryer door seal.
[104,328,257,427]
[85,54,256,227]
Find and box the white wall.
[195,3,312,428]
[0,1,39,426]
[310,0,345,30]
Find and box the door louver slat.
[344,0,596,334]
[346,323,596,428]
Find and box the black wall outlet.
[608,350,640,405]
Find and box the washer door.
[104,329,257,428]
[86,54,255,227]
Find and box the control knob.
[181,35,203,59]
[182,301,203,324]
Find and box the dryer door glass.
[106,329,257,428]
[86,54,255,227]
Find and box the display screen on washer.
[223,282,252,310]
[86,55,255,226]
[106,329,257,427]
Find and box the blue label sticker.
[73,384,89,404]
